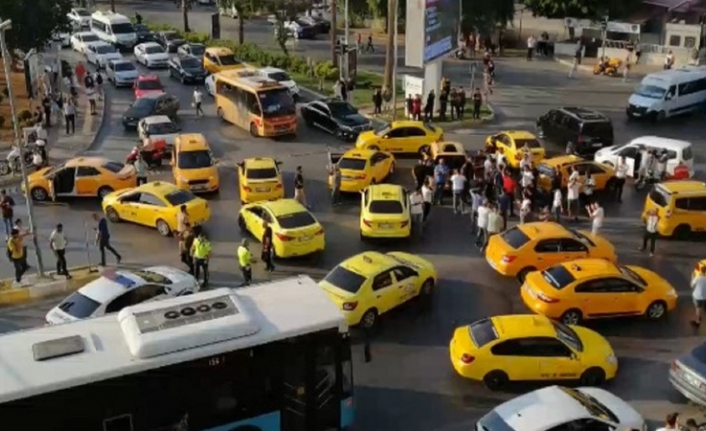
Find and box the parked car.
[52,32,71,48]
[275,20,317,39]
[168,55,207,84]
[156,30,186,52]
[85,41,123,69]
[134,23,155,43]
[177,43,206,60]
[70,31,100,54]
[297,15,330,33]
[134,42,170,68]
[67,8,91,27]
[301,98,372,141]
[106,59,139,88]
[122,93,180,130]
[536,107,614,156]
[259,67,299,99]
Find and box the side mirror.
[213,158,220,164]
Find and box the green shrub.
[18,109,32,121]
[0,115,5,128]
[183,32,210,44]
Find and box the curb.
[0,265,102,306]
[553,56,593,72]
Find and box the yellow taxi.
[26,157,136,201]
[536,155,617,193]
[328,148,395,192]
[238,198,324,258]
[484,130,545,169]
[360,184,411,240]
[237,157,284,204]
[485,222,617,282]
[319,251,437,328]
[203,47,243,74]
[449,314,618,390]
[642,181,706,238]
[522,259,678,325]
[355,121,443,156]
[102,181,211,236]
[171,133,219,193]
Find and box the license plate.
[592,142,602,147]
[299,236,312,242]
[380,223,392,228]
[632,112,641,117]
[256,188,269,192]
[191,185,207,190]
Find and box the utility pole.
[330,0,337,66]
[391,1,398,120]
[382,0,395,89]
[0,19,46,277]
[600,15,608,60]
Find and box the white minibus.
[593,136,693,178]
[90,10,137,49]
[626,66,706,122]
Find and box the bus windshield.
[218,54,240,65]
[258,88,296,118]
[111,23,134,34]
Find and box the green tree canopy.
[521,0,643,20]
[0,0,73,53]
[462,0,515,35]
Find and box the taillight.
[315,228,324,235]
[275,183,282,189]
[400,221,409,227]
[243,186,251,192]
[342,301,358,310]
[501,255,516,263]
[363,219,372,227]
[461,354,475,364]
[577,135,584,143]
[355,174,366,180]
[536,292,559,303]
[275,233,294,241]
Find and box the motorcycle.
[593,57,622,77]
[126,139,166,168]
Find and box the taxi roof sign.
[362,255,373,264]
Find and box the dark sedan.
[298,15,330,33]
[301,98,372,141]
[156,31,186,52]
[134,24,155,43]
[670,342,706,407]
[122,93,180,130]
[168,55,207,84]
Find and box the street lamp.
[391,0,399,120]
[0,18,46,277]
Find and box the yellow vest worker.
[7,237,23,260]
[191,233,211,286]
[237,238,253,287]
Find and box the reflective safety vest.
[237,245,251,268]
[192,237,211,259]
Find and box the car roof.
[559,107,609,122]
[560,258,620,279]
[540,155,583,168]
[143,115,172,124]
[390,120,426,129]
[177,133,209,150]
[90,41,113,47]
[205,46,233,55]
[110,59,132,65]
[140,42,162,48]
[503,130,538,139]
[656,180,706,193]
[135,181,182,195]
[78,270,147,304]
[517,221,571,239]
[260,199,306,216]
[432,141,465,154]
[341,149,376,159]
[65,157,111,168]
[368,184,403,201]
[628,136,691,150]
[244,157,277,169]
[491,315,557,339]
[492,386,590,431]
[339,251,396,276]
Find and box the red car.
[133,75,165,98]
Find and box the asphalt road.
[3,26,706,431]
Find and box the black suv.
[168,55,206,84]
[300,98,372,141]
[536,107,614,156]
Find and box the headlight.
[668,288,678,297]
[183,71,192,77]
[606,353,617,365]
[179,176,189,182]
[340,125,353,132]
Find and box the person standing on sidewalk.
[93,213,122,266]
[41,95,52,127]
[568,40,583,78]
[614,156,628,202]
[63,98,76,134]
[639,208,661,257]
[261,221,275,273]
[75,62,86,89]
[691,266,706,326]
[587,202,604,235]
[526,35,536,61]
[450,169,466,214]
[86,85,97,115]
[193,87,204,117]
[135,153,148,185]
[421,179,433,224]
[237,238,253,286]
[50,223,71,279]
[95,71,104,100]
[191,230,211,286]
[409,187,424,237]
[7,228,31,287]
[472,88,482,119]
[551,187,563,223]
[0,189,15,239]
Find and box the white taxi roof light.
[572,264,581,271]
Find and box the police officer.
[237,238,253,287]
[190,231,211,286]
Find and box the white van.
[593,136,693,177]
[90,11,137,49]
[626,66,706,122]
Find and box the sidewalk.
[553,55,664,79]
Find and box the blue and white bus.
[0,276,354,431]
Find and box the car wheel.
[238,215,247,232]
[674,224,691,239]
[97,186,114,199]
[656,111,666,122]
[368,145,380,151]
[106,207,121,222]
[156,219,171,236]
[30,187,49,201]
[516,267,536,283]
[420,278,434,296]
[560,309,582,325]
[579,367,606,386]
[535,125,544,138]
[645,300,667,320]
[483,370,509,390]
[217,107,225,121]
[249,123,258,137]
[359,308,378,330]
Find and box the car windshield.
[132,270,171,284]
[329,102,357,117]
[114,62,136,71]
[277,211,316,229]
[163,32,179,40]
[96,45,117,54]
[82,34,99,42]
[375,123,391,136]
[246,167,277,179]
[551,320,583,352]
[112,23,134,34]
[569,229,596,247]
[469,318,498,348]
[268,71,291,81]
[477,411,515,431]
[541,265,576,290]
[514,138,542,148]
[258,88,296,118]
[338,158,366,171]
[369,200,403,214]
[323,266,367,293]
[137,79,163,90]
[501,227,530,249]
[102,161,125,173]
[145,45,164,54]
[178,150,212,169]
[57,292,101,318]
[180,57,201,69]
[147,121,178,135]
[132,97,156,110]
[558,387,620,423]
[218,54,240,65]
[187,44,205,55]
[648,186,670,207]
[619,265,647,286]
[75,9,91,16]
[164,189,196,206]
[635,84,666,99]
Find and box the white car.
[138,115,181,148]
[45,266,199,325]
[478,386,645,431]
[177,43,206,59]
[67,7,92,28]
[205,74,215,96]
[71,31,101,53]
[106,59,139,87]
[52,32,71,48]
[85,41,123,69]
[259,66,299,98]
[134,42,170,68]
[593,136,694,178]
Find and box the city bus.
[0,276,354,431]
[214,69,298,138]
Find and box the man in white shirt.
[476,200,490,250]
[552,188,563,222]
[484,205,503,252]
[519,197,532,224]
[49,223,70,278]
[614,156,628,202]
[520,165,534,192]
[450,169,466,214]
[566,166,581,221]
[519,153,531,171]
[193,87,204,117]
[640,208,661,257]
[587,202,604,235]
[470,188,483,233]
[692,266,706,326]
[483,156,493,180]
[526,35,536,61]
[421,180,433,223]
[409,187,424,237]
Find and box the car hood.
[628,93,660,109]
[123,106,152,119]
[177,166,217,179]
[45,307,78,325]
[183,66,206,75]
[28,167,52,182]
[576,387,644,429]
[338,113,370,127]
[355,130,377,146]
[115,69,139,79]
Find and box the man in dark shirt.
[413,160,427,190]
[0,189,15,239]
[93,213,122,266]
[458,86,467,118]
[261,221,275,273]
[472,88,482,119]
[41,96,52,127]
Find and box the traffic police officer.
[237,238,253,287]
[191,231,211,286]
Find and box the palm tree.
[181,0,191,32]
[383,0,396,89]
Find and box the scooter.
[126,140,166,168]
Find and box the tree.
[179,0,198,32]
[461,0,514,38]
[261,0,309,55]
[110,0,116,12]
[382,0,395,90]
[522,0,642,20]
[0,0,73,53]
[217,0,262,44]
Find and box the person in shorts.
[692,266,706,326]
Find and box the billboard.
[405,0,457,68]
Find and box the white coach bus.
[0,276,355,431]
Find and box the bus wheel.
[250,123,259,137]
[216,107,225,122]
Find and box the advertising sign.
[423,0,456,63]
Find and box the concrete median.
[0,265,103,306]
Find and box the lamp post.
[391,0,399,120]
[0,18,46,278]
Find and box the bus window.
[246,91,262,116]
[258,88,295,118]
